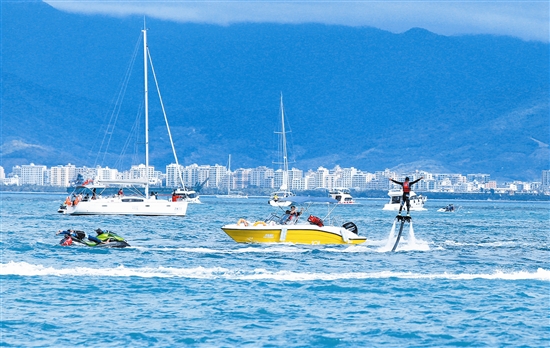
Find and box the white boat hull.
[268,199,292,207]
[329,188,356,204]
[382,190,427,211]
[65,195,188,216]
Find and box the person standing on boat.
[389,176,423,216]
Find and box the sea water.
[1,193,548,347]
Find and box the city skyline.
[2,162,548,195]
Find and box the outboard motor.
[342,222,358,234]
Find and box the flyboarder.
[389,176,424,216]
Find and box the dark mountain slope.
[1,1,548,180]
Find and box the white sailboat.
[269,94,294,207]
[61,26,188,216]
[216,155,248,199]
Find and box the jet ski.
[57,228,130,248]
[437,204,459,212]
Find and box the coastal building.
[20,163,47,185]
[49,164,75,187]
[542,170,550,192]
[208,164,227,189]
[233,168,250,189]
[249,166,274,188]
[74,166,97,182]
[166,163,184,187]
[96,166,118,181]
[1,161,546,195]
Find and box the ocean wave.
[2,261,548,281]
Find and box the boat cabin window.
[121,198,144,202]
[391,196,401,204]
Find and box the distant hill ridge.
[1,1,548,180]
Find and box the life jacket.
[403,181,410,193]
[61,235,72,246]
[307,215,324,227]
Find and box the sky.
[44,0,549,42]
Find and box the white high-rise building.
[208,164,227,189]
[315,167,329,189]
[49,164,76,187]
[166,163,185,187]
[21,163,47,185]
[250,166,273,188]
[542,170,550,191]
[130,164,155,180]
[97,166,118,181]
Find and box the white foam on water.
[3,261,548,281]
[375,220,430,252]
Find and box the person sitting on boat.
[273,194,279,202]
[118,189,124,196]
[283,205,303,224]
[389,176,424,216]
[446,204,455,212]
[64,196,72,206]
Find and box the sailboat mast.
[280,94,289,191]
[228,154,231,195]
[143,27,150,199]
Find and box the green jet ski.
[57,228,130,248]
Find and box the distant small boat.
[328,188,356,204]
[437,204,459,212]
[172,187,201,204]
[382,189,427,211]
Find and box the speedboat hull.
[221,223,366,245]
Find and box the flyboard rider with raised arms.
[389,176,424,216]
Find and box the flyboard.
[392,215,411,252]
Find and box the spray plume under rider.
[389,176,424,216]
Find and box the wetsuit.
[390,178,422,213]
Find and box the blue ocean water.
[1,193,549,347]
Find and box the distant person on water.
[389,176,424,216]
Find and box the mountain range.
[1,1,549,180]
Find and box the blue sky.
[45,0,549,42]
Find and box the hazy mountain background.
[2,1,548,180]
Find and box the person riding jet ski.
[56,229,130,248]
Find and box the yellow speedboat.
[221,197,366,245]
